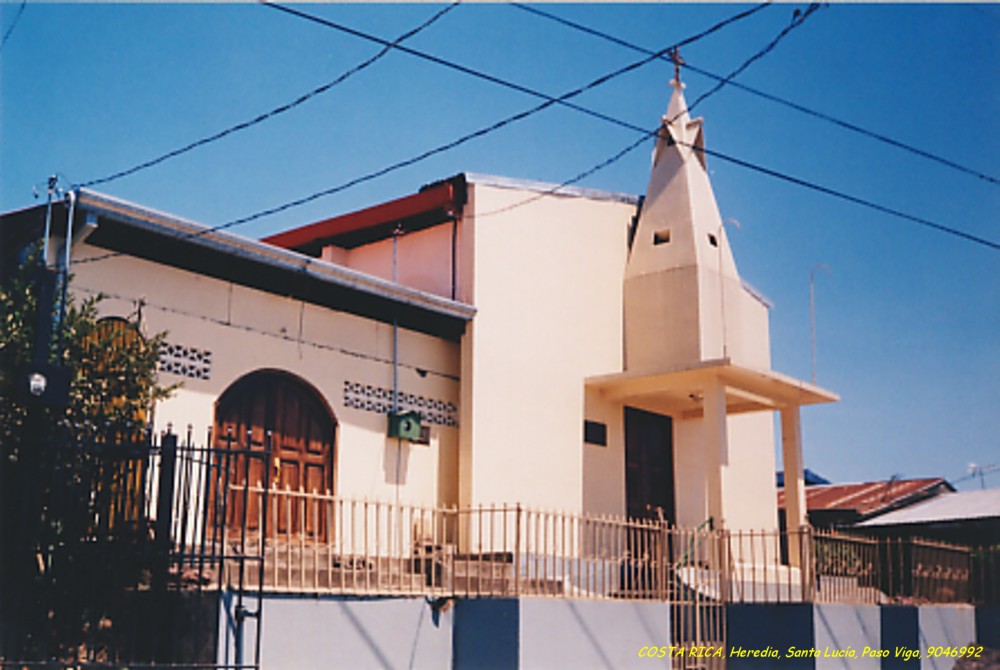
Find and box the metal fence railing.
[0,428,265,668]
[221,486,998,608]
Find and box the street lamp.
[810,263,830,384]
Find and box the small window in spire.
[708,233,718,247]
[653,229,671,245]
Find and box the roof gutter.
[75,189,476,324]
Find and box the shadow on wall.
[384,438,411,485]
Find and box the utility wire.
[692,143,1000,251]
[447,0,1000,251]
[76,2,461,189]
[76,3,770,265]
[72,285,459,381]
[78,1,997,264]
[513,2,1000,186]
[472,4,822,219]
[261,1,770,138]
[1,0,27,51]
[685,3,821,113]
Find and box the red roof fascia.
[262,180,458,251]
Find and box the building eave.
[261,176,467,253]
[62,190,476,340]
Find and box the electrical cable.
[77,2,997,264]
[261,1,770,138]
[470,8,1000,251]
[76,2,461,189]
[684,3,821,114]
[513,2,999,186]
[75,3,770,265]
[0,0,26,51]
[71,284,460,381]
[691,142,1000,251]
[472,4,823,219]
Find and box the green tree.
[0,248,176,662]
[1,248,174,447]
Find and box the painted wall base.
[216,593,991,670]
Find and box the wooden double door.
[214,370,335,538]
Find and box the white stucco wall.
[70,244,461,508]
[582,387,626,518]
[458,183,634,514]
[344,222,456,300]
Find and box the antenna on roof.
[883,473,900,501]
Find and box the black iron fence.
[2,426,997,669]
[0,428,267,669]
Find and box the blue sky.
[2,3,997,491]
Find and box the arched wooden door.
[214,370,336,538]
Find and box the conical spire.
[623,72,744,370]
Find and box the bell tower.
[624,65,742,372]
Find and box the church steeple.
[623,69,744,371]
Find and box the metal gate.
[0,428,269,669]
[669,525,727,670]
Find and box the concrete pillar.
[780,406,807,568]
[703,379,728,529]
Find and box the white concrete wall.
[519,599,671,669]
[459,183,634,514]
[344,222,456,299]
[671,413,778,532]
[219,594,453,670]
[813,604,881,670]
[919,605,977,670]
[582,388,626,518]
[70,244,461,508]
[722,413,779,532]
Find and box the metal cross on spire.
[669,48,685,84]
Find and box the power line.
[473,3,824,220]
[72,284,460,381]
[76,4,770,265]
[692,143,1000,251]
[1,0,27,51]
[685,3,821,114]
[76,2,461,189]
[77,2,998,266]
[513,2,1000,187]
[261,1,770,138]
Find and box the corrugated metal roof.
[777,478,951,516]
[856,489,1000,527]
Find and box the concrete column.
[780,405,807,568]
[703,378,728,529]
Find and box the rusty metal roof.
[777,478,954,517]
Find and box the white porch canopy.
[587,358,838,565]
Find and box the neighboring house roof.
[776,469,831,487]
[0,189,476,340]
[777,477,954,520]
[855,489,1000,527]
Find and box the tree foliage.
[0,247,174,447]
[0,247,176,661]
